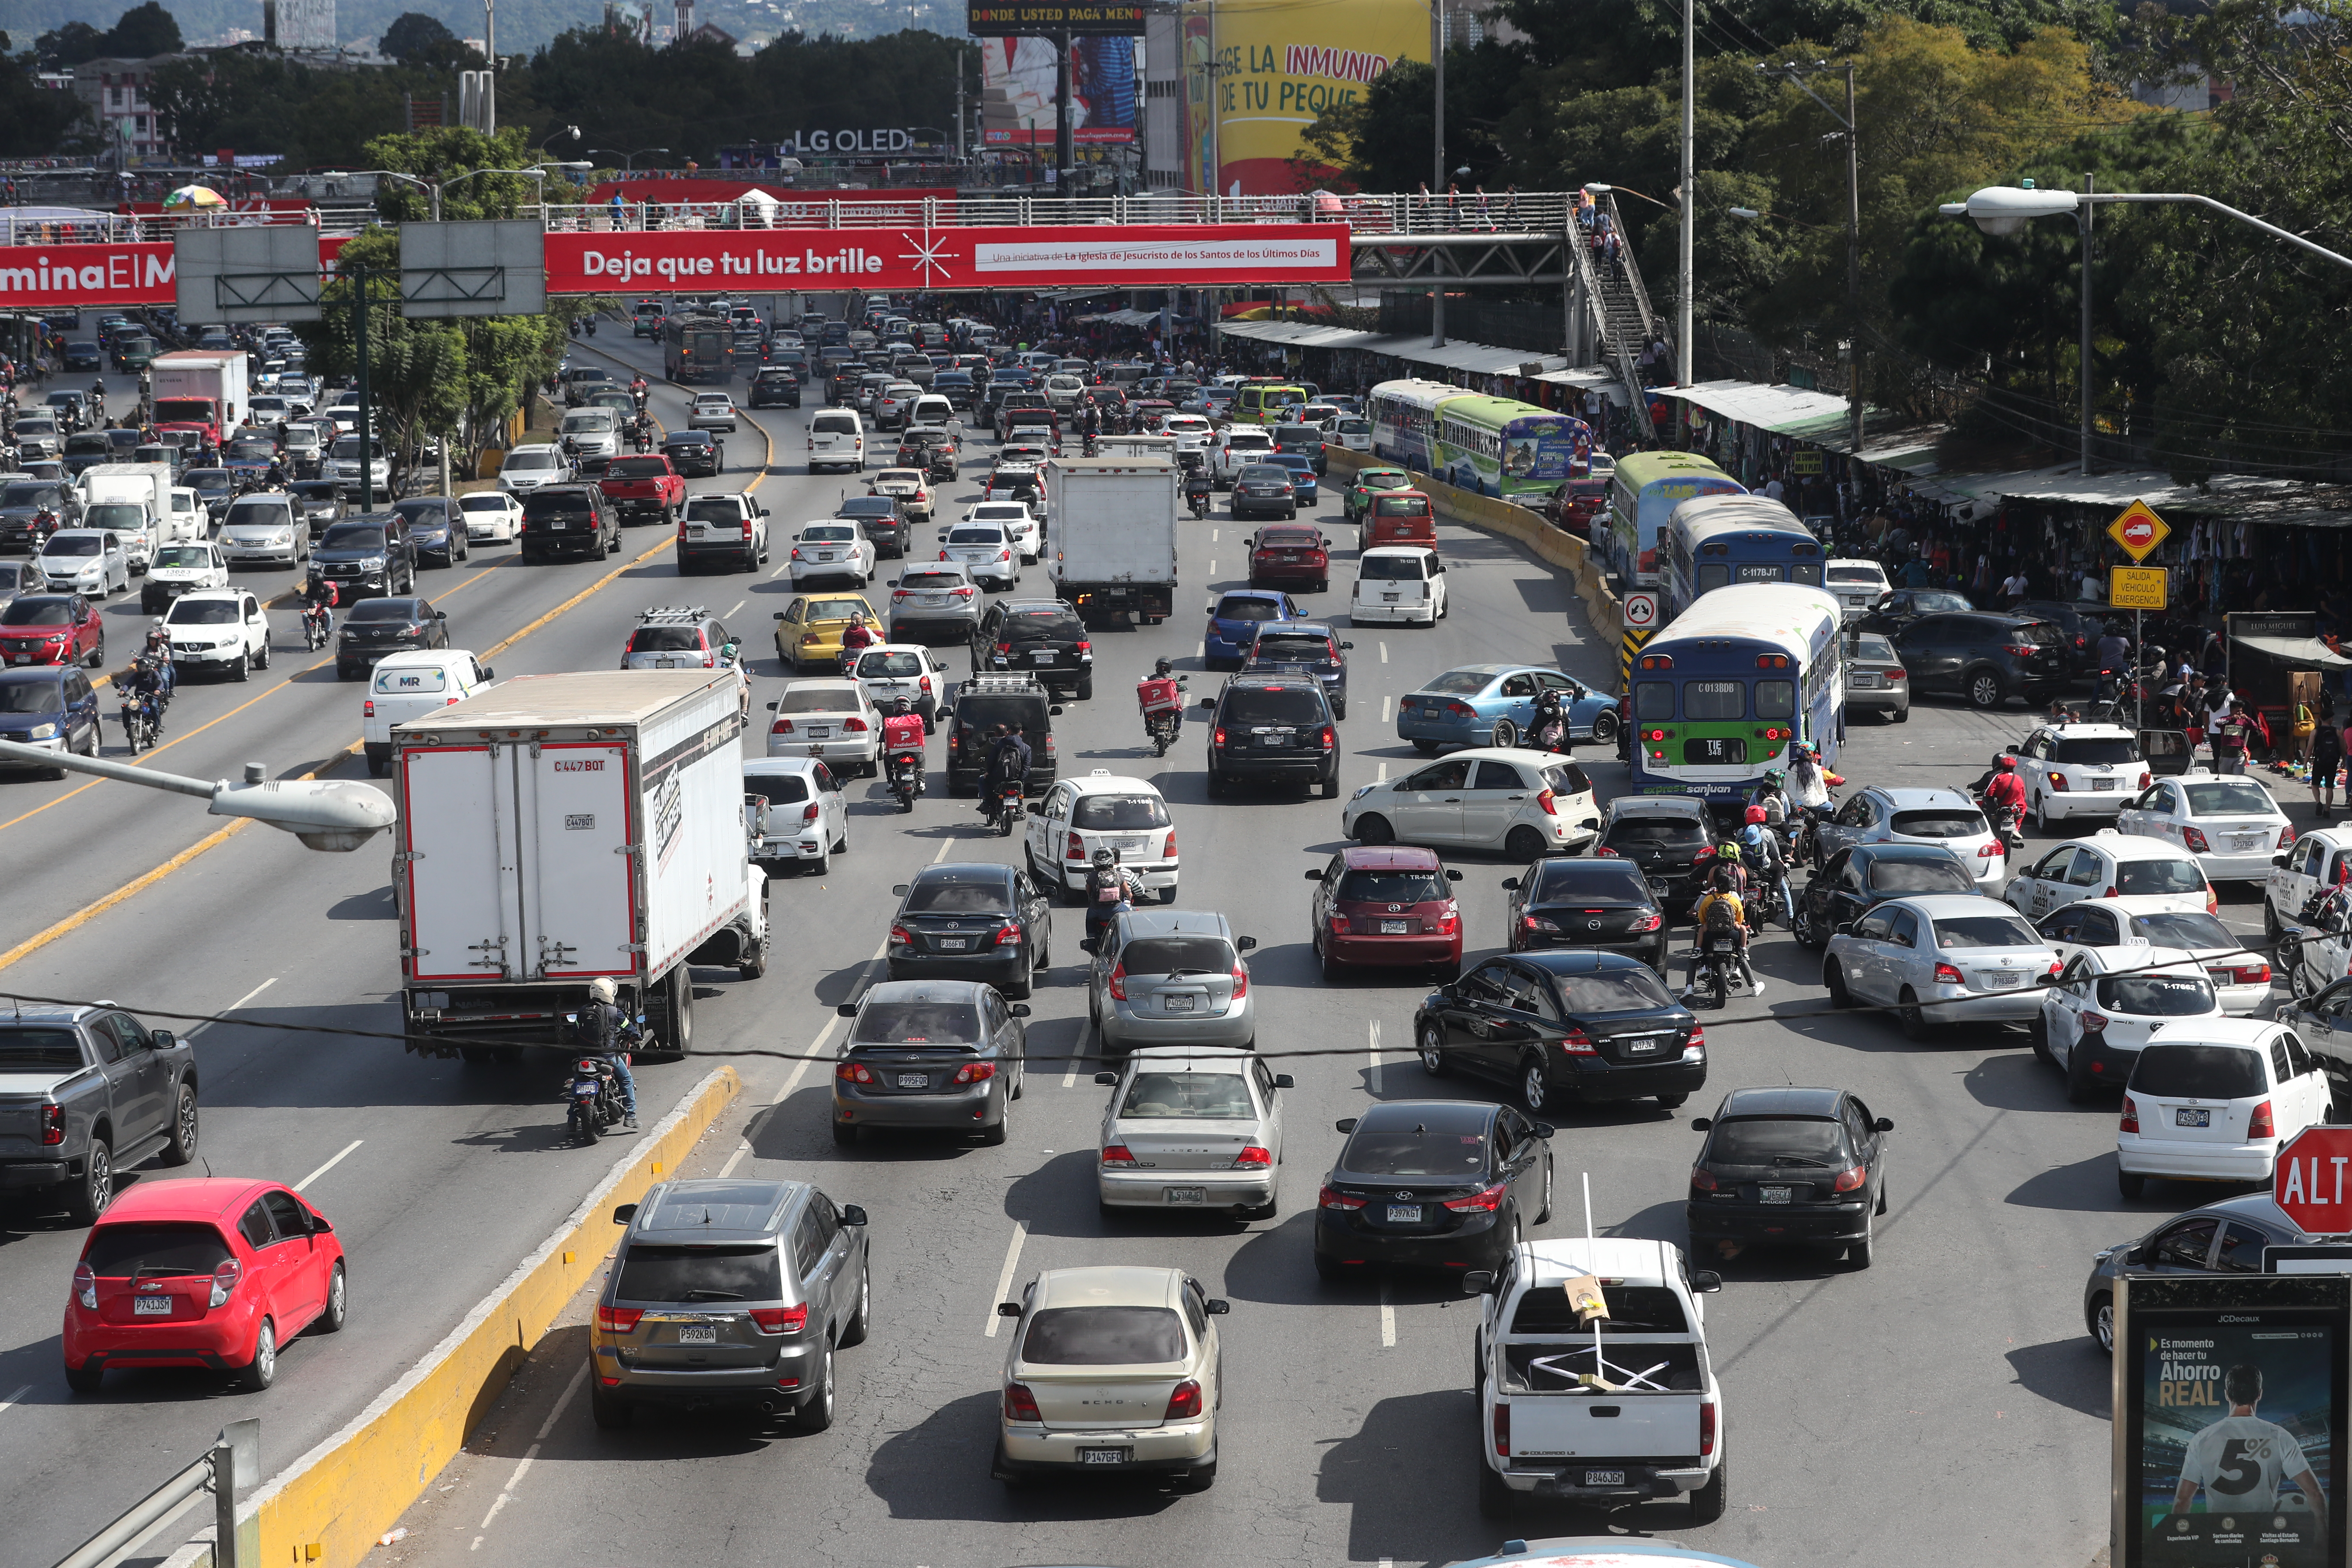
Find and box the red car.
[63,1177,347,1393]
[0,593,104,669]
[1303,845,1464,980]
[1246,524,1331,593]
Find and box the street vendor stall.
[2226,611,2352,760]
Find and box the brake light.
[1076,640,1091,654]
[1320,726,1335,750]
[790,546,802,560]
[939,549,950,560]
[1004,1382,1043,1422]
[1832,1166,1867,1193]
[919,675,933,693]
[2184,826,2210,853]
[1884,668,1905,681]
[1699,1401,1717,1458]
[2207,888,2220,914]
[2048,773,2069,792]
[1493,1401,1511,1458]
[888,925,913,946]
[1234,1145,1272,1167]
[596,1305,643,1332]
[1689,1165,1717,1191]
[749,1304,808,1335]
[1230,964,1250,1000]
[2004,643,2037,656]
[2047,960,2064,980]
[1444,700,1476,720]
[1164,828,1178,858]
[999,549,1012,561]
[2120,1096,2141,1134]
[363,699,375,717]
[991,920,1023,949]
[74,1262,95,1310]
[1558,1027,1597,1057]
[1101,1143,1139,1168]
[1629,912,1663,932]
[842,717,869,732]
[2233,963,2272,985]
[1443,1181,1509,1213]
[951,585,974,598]
[1980,841,2003,858]
[1319,1185,1365,1210]
[1066,831,1085,860]
[207,1257,241,1308]
[893,588,910,600]
[40,1105,64,1146]
[1213,726,1227,747]
[1933,962,1965,986]
[1107,962,1128,1001]
[2251,1100,2276,1140]
[1164,1379,1204,1419]
[771,718,794,735]
[1329,913,1352,935]
[1536,788,1558,816]
[836,1061,875,1084]
[952,1061,998,1084]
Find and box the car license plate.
[1381,919,1410,935]
[937,937,968,950]
[2092,779,2115,791]
[806,726,830,739]
[1034,650,1054,663]
[1111,836,1150,852]
[1260,734,1286,747]
[2176,1107,2212,1128]
[1079,1448,1130,1465]
[1627,1038,1659,1053]
[1851,673,1880,688]
[1585,1469,1627,1487]
[896,1072,928,1088]
[688,524,707,537]
[2233,835,2265,851]
[677,1324,718,1345]
[1164,994,1197,1012]
[549,519,567,530]
[1760,1185,1792,1204]
[1164,1187,1207,1204]
[1387,1204,1421,1222]
[921,594,946,606]
[1382,592,1400,602]
[1986,972,2021,989]
[134,1295,172,1316]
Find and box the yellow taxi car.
[773,593,881,673]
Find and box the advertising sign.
[1180,0,1427,195]
[2119,1272,2348,1568]
[980,34,1137,145]
[0,237,343,309]
[542,224,1349,293]
[968,0,1146,34]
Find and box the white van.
[908,393,955,429]
[362,649,494,775]
[1351,545,1447,625]
[807,408,866,474]
[166,487,205,542]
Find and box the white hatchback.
[849,642,952,723]
[1999,723,2152,829]
[2116,770,2294,883]
[2039,945,2223,1100]
[496,444,572,493]
[964,500,1040,563]
[2004,831,2217,922]
[743,755,850,876]
[2117,1019,2333,1197]
[787,521,876,588]
[1342,748,1600,859]
[1024,769,1180,900]
[941,522,1020,592]
[764,677,881,776]
[36,530,130,597]
[1824,558,1890,620]
[1351,546,1446,625]
[457,491,523,543]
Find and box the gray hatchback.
[590,1178,870,1430]
[1087,908,1260,1054]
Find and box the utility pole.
[350,265,377,512]
[1676,0,1692,388]
[2080,170,2094,476]
[1431,0,1446,349]
[1055,28,1075,195]
[955,61,966,165]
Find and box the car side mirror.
[612,1202,638,1224]
[1026,801,1043,815]
[1532,1122,1556,1139]
[1303,868,1326,882]
[836,1002,859,1018]
[478,666,494,681]
[1335,1117,1358,1133]
[1204,1298,1231,1316]
[1690,1118,1712,1132]
[1446,869,1463,882]
[2275,852,2291,867]
[1835,922,1857,937]
[434,611,447,620]
[1274,1074,1294,1089]
[1095,1071,1119,1086]
[150,1030,175,1050]
[1690,1269,1724,1293]
[1049,705,1064,716]
[1199,695,1215,708]
[891,883,910,895]
[1875,1116,1895,1132]
[1340,642,1355,650]
[766,701,779,711]
[773,611,786,621]
[996,1301,1023,1318]
[1236,936,1258,952]
[1009,1004,1031,1018]
[1461,1270,1497,1295]
[839,1204,868,1226]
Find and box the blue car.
[1396,663,1617,755]
[0,664,103,775]
[1204,587,1301,668]
[1265,452,1319,504]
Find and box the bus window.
[1685,682,1745,720]
[1634,682,1676,720]
[1756,680,1796,719]
[1698,564,1730,592]
[1790,562,1824,585]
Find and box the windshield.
[1533,864,1651,902]
[348,601,416,622]
[2052,738,2141,764]
[903,876,1012,915]
[1607,816,1709,848]
[1555,969,1676,1011]
[505,450,557,471]
[856,651,925,677]
[1021,1306,1185,1366]
[330,438,385,459]
[0,600,73,626]
[2132,912,2236,949]
[1932,915,2041,948]
[2118,858,2207,895]
[1004,610,1083,643]
[947,527,1005,546]
[2130,1043,2266,1099]
[457,495,509,513]
[0,681,62,714]
[1706,1116,1847,1165]
[187,472,233,494]
[803,526,855,542]
[167,599,240,625]
[82,1221,235,1280]
[224,503,291,530]
[629,627,702,653]
[84,505,144,531]
[1890,809,1987,839]
[1344,1122,1492,1176]
[2098,973,2216,1016]
[1852,635,1896,661]
[2182,781,2278,816]
[1829,566,1884,584]
[613,1243,782,1304]
[1866,858,1973,893]
[1119,1071,1254,1118]
[851,1001,982,1046]
[41,536,101,557]
[1359,555,1426,581]
[1221,686,1326,726]
[319,524,386,551]
[1073,793,1170,829]
[606,458,668,477]
[0,484,59,507]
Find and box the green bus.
[1605,451,1744,588]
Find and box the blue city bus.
[1629,583,1845,805]
[1663,496,1827,622]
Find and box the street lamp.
[536,125,582,156]
[0,750,396,851]
[1939,181,2352,475]
[585,147,671,172]
[1758,59,1861,455]
[325,168,433,217]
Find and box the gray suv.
[591,1178,870,1429]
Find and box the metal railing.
[0,208,376,245]
[528,190,1583,237]
[55,1419,257,1568]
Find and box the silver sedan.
[1823,893,2058,1041]
[1093,1046,1290,1219]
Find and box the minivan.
[362,650,493,775]
[808,410,865,474]
[1359,490,1438,551]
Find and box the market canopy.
[2227,612,2352,668]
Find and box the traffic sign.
[1623,591,1660,631]
[2108,566,2168,610]
[2273,1126,2352,1234]
[2107,500,2171,564]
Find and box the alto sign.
[2272,1125,2352,1234]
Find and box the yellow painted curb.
[249,1066,742,1568]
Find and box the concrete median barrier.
[242,1065,741,1568]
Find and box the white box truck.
[1042,456,1179,624]
[1091,434,1178,463]
[149,349,250,446]
[77,462,189,569]
[389,670,770,1062]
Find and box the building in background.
[262,0,338,50]
[1144,6,1182,189]
[69,57,172,165]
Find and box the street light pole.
[1677,0,1692,389]
[1431,0,1446,349]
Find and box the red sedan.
[0,593,104,669]
[1304,845,1464,980]
[63,1177,347,1393]
[1246,524,1331,593]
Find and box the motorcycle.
[1788,803,1834,868]
[886,750,924,813]
[564,1055,625,1142]
[1977,793,2027,854]
[119,689,160,753]
[302,601,333,650]
[1186,479,1210,520]
[995,776,1023,837]
[1142,676,1188,756]
[1687,931,1746,1010]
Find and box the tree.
[149,49,416,168]
[105,3,182,58]
[0,34,91,153]
[1290,44,1523,193]
[379,11,477,70]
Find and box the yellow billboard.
[1179,0,1430,196]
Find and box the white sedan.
[963,500,1041,563]
[940,522,1020,592]
[848,642,952,723]
[2116,771,2294,884]
[1342,747,1600,858]
[869,469,934,522]
[2034,894,2272,1014]
[2037,946,2222,1100]
[764,677,881,777]
[787,521,876,588]
[456,491,524,544]
[688,393,739,432]
[1823,894,2058,1039]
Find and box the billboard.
[0,238,346,309]
[1180,0,1427,196]
[968,0,1145,35]
[980,35,1137,146]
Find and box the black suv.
[2013,597,2101,677]
[972,600,1093,699]
[518,485,621,564]
[661,429,723,478]
[0,481,82,548]
[882,864,1054,999]
[750,367,802,409]
[1594,796,1714,907]
[1201,673,1340,798]
[312,513,418,599]
[940,673,1061,795]
[1890,611,2067,710]
[1791,842,1980,947]
[836,493,910,559]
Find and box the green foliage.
[1291,45,1525,192]
[379,11,478,70]
[148,49,425,169]
[0,37,89,154]
[34,3,181,66]
[357,125,564,220]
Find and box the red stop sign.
[2273,1126,2352,1233]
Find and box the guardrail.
[0,208,377,245]
[538,190,1581,236]
[55,1419,258,1568]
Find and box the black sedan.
[2078,1194,2312,1354]
[1791,842,1980,948]
[288,480,347,539]
[1415,951,1703,1114]
[829,978,1029,1147]
[391,497,468,567]
[885,862,1053,1001]
[1502,857,1669,970]
[1686,1085,1893,1268]
[661,430,723,478]
[1312,1099,1553,1282]
[1857,588,1974,637]
[335,596,448,680]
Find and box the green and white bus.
[1629,582,1845,806]
[1605,451,1743,588]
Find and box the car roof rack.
[958,673,1046,695]
[636,605,707,624]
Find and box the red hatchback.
[1304,845,1464,980]
[1247,524,1331,593]
[0,593,104,669]
[63,1177,347,1393]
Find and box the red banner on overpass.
[0,236,348,309]
[543,224,1349,294]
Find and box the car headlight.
[362,556,386,570]
[26,723,57,740]
[273,530,292,544]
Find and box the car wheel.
[64,1360,103,1394]
[1354,813,1393,846]
[1893,704,1910,723]
[318,1262,348,1333]
[1478,1456,1516,1519]
[1519,1054,1553,1116]
[1505,826,1546,862]
[1592,709,1618,744]
[1491,718,1517,747]
[1897,987,1932,1041]
[160,1083,199,1166]
[2030,1014,2055,1066]
[839,1265,871,1347]
[2088,1291,2116,1353]
[1657,1092,1688,1110]
[830,1118,858,1147]
[1417,1020,1449,1076]
[254,637,270,671]
[64,1138,112,1225]
[2065,1042,2099,1103]
[1412,739,1439,756]
[2028,792,2049,834]
[1689,1454,1729,1525]
[239,1317,278,1391]
[1534,1157,1553,1225]
[1848,1226,1874,1270]
[2118,1168,2147,1200]
[1967,669,2007,710]
[1825,962,1854,1008]
[1313,1251,1349,1284]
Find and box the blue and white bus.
[1629,583,1845,805]
[1367,378,1469,471]
[1663,496,1827,621]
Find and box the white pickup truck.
[1467,1236,1727,1522]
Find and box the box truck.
[149,349,250,446]
[389,670,769,1062]
[77,462,194,569]
[1042,457,1179,624]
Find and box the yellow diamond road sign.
[2108,500,2171,564]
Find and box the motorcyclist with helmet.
[1691,835,1749,902]
[300,571,338,646]
[1739,805,1791,931]
[1530,686,1571,752]
[880,696,926,802]
[1083,846,1148,954]
[574,976,639,1130]
[1685,866,1760,998]
[980,721,1031,827]
[1979,754,2029,847]
[1136,656,1184,743]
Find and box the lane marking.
[983,1219,1029,1336]
[534,1362,589,1442]
[725,599,744,617]
[294,1139,363,1190]
[1380,1278,1396,1348]
[1063,1013,1093,1090]
[717,1142,750,1179]
[1379,641,1389,664]
[1367,1018,1383,1093]
[0,1384,31,1415]
[185,975,275,1038]
[1207,559,1215,576]
[1376,762,1387,783]
[1380,693,1390,723]
[933,834,955,863]
[1195,640,1204,658]
[1211,529,1219,543]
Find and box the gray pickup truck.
[0,1004,199,1223]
